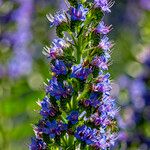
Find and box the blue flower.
[91,55,109,70]
[75,125,97,145]
[49,46,63,59]
[68,4,88,21]
[47,12,67,27]
[83,99,91,107]
[99,36,113,52]
[92,73,111,94]
[51,60,67,75]
[29,138,46,150]
[43,120,67,139]
[52,38,69,48]
[71,64,92,80]
[88,92,101,107]
[39,97,57,118]
[46,77,73,100]
[58,122,68,131]
[46,77,65,100]
[75,125,88,141]
[48,39,68,59]
[82,92,101,108]
[95,21,112,34]
[67,110,79,124]
[43,120,60,138]
[94,0,114,13]
[100,95,119,119]
[93,135,107,149]
[75,125,113,149]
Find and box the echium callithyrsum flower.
[30,0,118,149]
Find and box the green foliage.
[56,22,69,38]
[67,0,78,7]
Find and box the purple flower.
[118,131,128,141]
[94,135,107,149]
[82,99,91,107]
[48,39,68,59]
[46,77,73,100]
[49,46,63,59]
[32,119,46,140]
[95,21,112,34]
[38,97,57,118]
[58,122,68,131]
[100,96,119,118]
[94,0,114,13]
[75,125,94,145]
[71,64,92,80]
[8,51,32,78]
[46,77,65,100]
[68,4,88,21]
[90,112,111,127]
[47,12,67,27]
[99,36,113,52]
[91,55,109,70]
[67,111,79,124]
[88,92,101,108]
[43,120,67,138]
[7,0,33,78]
[129,80,146,109]
[75,125,110,148]
[51,60,67,75]
[140,0,150,10]
[52,38,68,48]
[29,138,46,150]
[92,73,111,94]
[43,120,60,138]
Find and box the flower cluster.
[8,0,33,78]
[0,0,33,79]
[30,0,117,149]
[75,125,117,149]
[68,4,88,21]
[113,47,150,149]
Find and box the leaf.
[92,66,99,78]
[67,0,78,7]
[91,8,103,22]
[70,20,82,32]
[56,22,69,38]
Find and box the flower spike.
[30,0,118,149]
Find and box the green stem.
[0,122,8,150]
[76,45,81,64]
[61,136,67,146]
[77,83,90,101]
[68,31,81,64]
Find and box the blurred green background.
[0,0,150,150]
